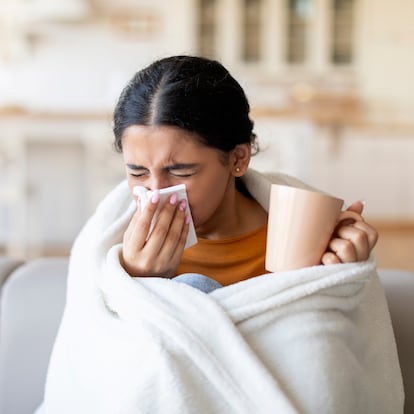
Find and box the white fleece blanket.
[37,170,404,414]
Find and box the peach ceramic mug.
[265,184,362,272]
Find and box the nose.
[146,174,173,191]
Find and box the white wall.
[1,0,414,122]
[250,118,315,181]
[1,0,414,257]
[358,0,414,123]
[0,1,197,113]
[308,127,414,220]
[0,116,125,256]
[251,119,414,221]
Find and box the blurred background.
[0,0,413,269]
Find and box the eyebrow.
[126,164,147,170]
[165,163,199,170]
[126,163,199,170]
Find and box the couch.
[0,256,413,414]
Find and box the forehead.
[122,124,200,143]
[122,125,205,160]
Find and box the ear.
[230,143,251,177]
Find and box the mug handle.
[337,210,364,226]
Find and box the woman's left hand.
[321,201,379,265]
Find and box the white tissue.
[133,184,197,249]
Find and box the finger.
[141,198,189,278]
[135,196,141,212]
[345,200,364,215]
[336,225,370,261]
[324,219,378,265]
[169,218,189,271]
[351,220,379,251]
[144,192,180,253]
[321,251,341,265]
[124,191,160,249]
[330,224,372,262]
[327,237,358,263]
[167,199,189,252]
[166,213,190,269]
[155,198,189,261]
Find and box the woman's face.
[122,125,236,234]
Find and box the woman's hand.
[321,201,379,265]
[121,191,189,278]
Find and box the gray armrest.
[0,257,24,287]
[378,268,414,414]
[0,257,68,414]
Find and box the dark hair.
[113,55,257,154]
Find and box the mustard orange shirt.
[177,224,270,286]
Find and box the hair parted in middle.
[113,55,257,154]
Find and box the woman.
[37,56,403,414]
[115,55,377,287]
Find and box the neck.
[196,184,267,240]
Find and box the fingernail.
[169,192,178,205]
[179,199,187,211]
[151,191,160,204]
[185,214,191,224]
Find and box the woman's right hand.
[120,191,189,278]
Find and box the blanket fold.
[38,170,404,414]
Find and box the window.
[242,0,262,62]
[331,0,355,64]
[286,0,312,64]
[198,0,217,58]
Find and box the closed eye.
[166,164,198,177]
[168,170,195,177]
[126,163,199,178]
[126,164,148,177]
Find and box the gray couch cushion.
[0,261,412,413]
